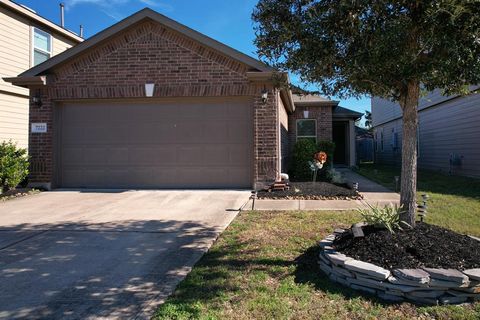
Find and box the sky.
[18,0,370,119]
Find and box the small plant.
[327,168,345,184]
[0,141,29,193]
[357,204,410,233]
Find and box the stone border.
[318,229,480,305]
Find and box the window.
[32,28,52,66]
[296,119,316,142]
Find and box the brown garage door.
[57,98,253,188]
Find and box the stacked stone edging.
[318,229,480,305]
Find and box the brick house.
[5,8,361,190]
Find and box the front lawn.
[355,163,480,237]
[155,210,480,319]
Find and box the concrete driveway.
[0,190,250,320]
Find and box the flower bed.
[318,227,480,305]
[257,182,362,200]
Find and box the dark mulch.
[257,182,362,200]
[334,222,480,270]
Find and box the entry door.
[332,121,347,165]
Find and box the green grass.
[355,163,480,236]
[155,210,480,320]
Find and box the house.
[0,0,83,149]
[372,87,480,178]
[5,8,361,190]
[356,126,374,163]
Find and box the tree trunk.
[399,81,420,228]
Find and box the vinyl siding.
[278,94,289,172]
[0,5,78,148]
[373,92,480,178]
[0,93,28,148]
[372,86,480,126]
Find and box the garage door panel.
[203,122,229,142]
[62,147,84,165]
[176,146,204,164]
[153,146,178,164]
[83,147,108,164]
[108,147,129,165]
[62,169,84,187]
[174,121,203,143]
[203,145,230,165]
[228,120,251,143]
[59,99,253,188]
[229,145,251,165]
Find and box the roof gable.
[19,8,272,77]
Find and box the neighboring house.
[5,8,361,190]
[372,87,480,178]
[0,0,82,148]
[356,126,373,163]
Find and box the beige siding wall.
[0,93,28,148]
[372,86,480,126]
[278,94,289,172]
[279,96,288,129]
[0,6,30,96]
[374,92,480,178]
[0,6,77,148]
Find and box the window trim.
[296,119,317,142]
[31,27,52,67]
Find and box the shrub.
[327,168,345,184]
[357,204,410,233]
[317,140,335,166]
[290,139,317,181]
[0,141,29,193]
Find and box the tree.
[253,0,480,227]
[364,110,372,129]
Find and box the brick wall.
[27,20,279,188]
[253,87,279,187]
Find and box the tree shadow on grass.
[293,244,393,305]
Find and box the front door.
[332,121,347,165]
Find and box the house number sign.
[31,123,47,133]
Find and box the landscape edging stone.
[318,231,480,305]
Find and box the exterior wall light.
[145,83,155,97]
[31,90,42,107]
[303,110,309,118]
[261,90,268,104]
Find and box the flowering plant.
[313,151,328,169]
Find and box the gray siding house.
[371,87,480,178]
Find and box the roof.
[356,126,373,137]
[333,106,363,120]
[18,8,273,77]
[292,94,339,106]
[1,0,83,43]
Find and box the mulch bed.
[333,222,480,270]
[257,182,362,200]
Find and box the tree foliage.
[253,0,480,101]
[253,0,480,227]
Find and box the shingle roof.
[292,94,339,106]
[333,106,363,119]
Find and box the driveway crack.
[0,230,50,251]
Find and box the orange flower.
[314,151,328,163]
